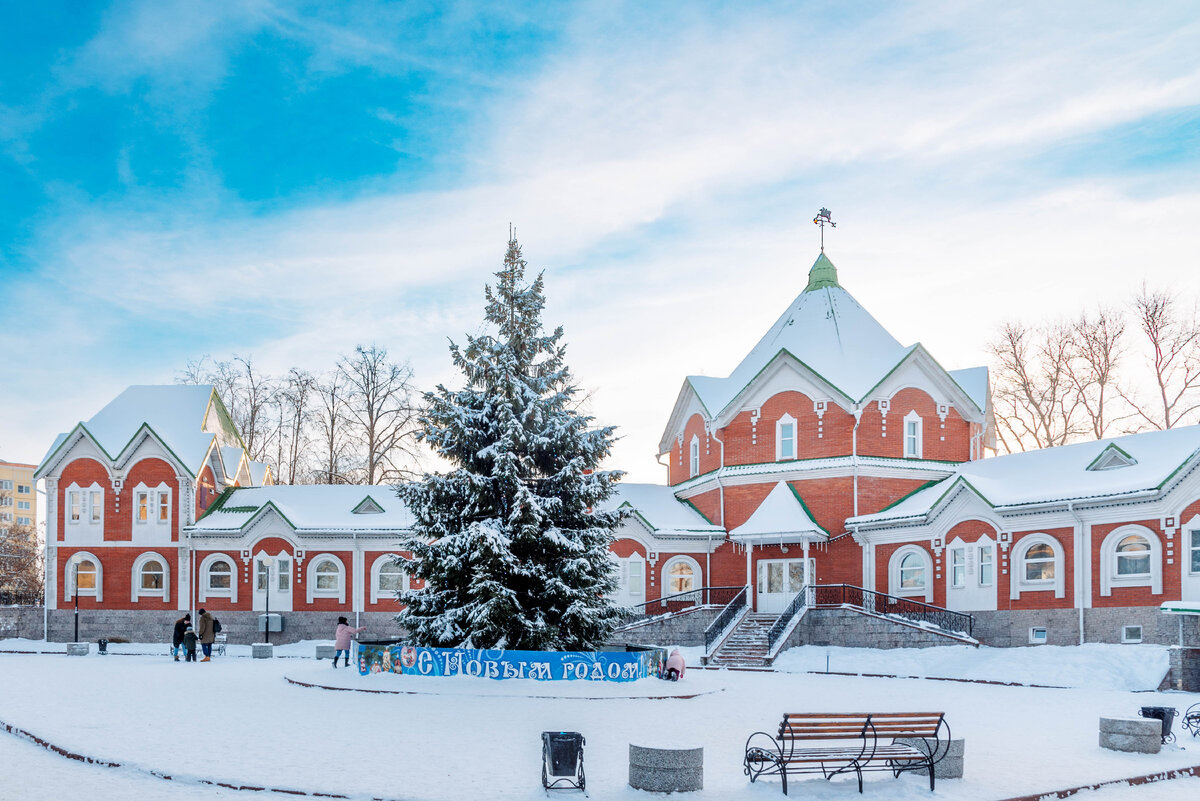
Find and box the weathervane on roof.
[813,208,835,252]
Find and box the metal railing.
[766,584,812,651]
[617,585,746,628]
[0,590,43,607]
[809,584,974,637]
[704,586,749,652]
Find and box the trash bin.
[542,731,585,791]
[1139,706,1178,744]
[97,638,108,655]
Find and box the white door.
[757,558,811,614]
[252,554,293,612]
[611,554,646,608]
[944,536,998,611]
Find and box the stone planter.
[1099,716,1161,754]
[315,645,335,660]
[895,737,965,779]
[629,744,703,792]
[252,643,274,659]
[66,642,90,656]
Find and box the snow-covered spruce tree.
[395,235,624,651]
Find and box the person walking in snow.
[182,626,198,662]
[664,648,686,681]
[171,613,191,662]
[197,608,216,662]
[333,616,365,668]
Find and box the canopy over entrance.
[728,482,828,546]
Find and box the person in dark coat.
[182,626,198,662]
[171,614,192,662]
[196,609,216,662]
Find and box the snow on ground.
[773,644,1172,691]
[0,641,1197,801]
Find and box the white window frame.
[306,553,346,604]
[1011,534,1066,599]
[131,482,171,533]
[64,551,103,602]
[198,553,238,603]
[949,547,965,588]
[370,553,409,604]
[66,483,104,528]
[889,545,933,602]
[661,555,702,596]
[903,410,923,459]
[776,413,797,461]
[978,543,994,587]
[1099,525,1162,596]
[1191,527,1200,576]
[1121,625,1143,644]
[689,435,700,478]
[1029,626,1048,645]
[130,551,170,602]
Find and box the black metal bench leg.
[928,759,935,792]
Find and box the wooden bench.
[744,712,950,794]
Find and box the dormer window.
[903,410,922,459]
[689,436,700,477]
[777,414,797,461]
[1087,443,1137,471]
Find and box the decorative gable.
[1086,443,1138,472]
[353,496,385,514]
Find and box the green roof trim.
[195,487,236,521]
[785,482,831,536]
[1086,443,1138,471]
[804,252,840,292]
[681,497,716,525]
[873,478,945,514]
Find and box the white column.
[745,542,754,610]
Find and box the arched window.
[661,556,702,596]
[306,554,346,604]
[888,546,933,602]
[371,554,409,604]
[1099,526,1162,596]
[198,554,238,604]
[64,552,103,602]
[130,552,169,602]
[689,436,700,477]
[1011,535,1066,600]
[1115,535,1151,576]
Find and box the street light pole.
[72,565,79,643]
[262,556,273,645]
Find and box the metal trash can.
[97,638,108,655]
[541,731,585,791]
[1139,706,1178,744]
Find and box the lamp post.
[72,564,79,643]
[261,556,273,645]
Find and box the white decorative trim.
[689,435,700,478]
[888,545,933,602]
[1010,534,1066,600]
[198,553,238,604]
[776,413,797,461]
[1098,525,1162,596]
[130,551,170,603]
[64,551,103,603]
[306,553,346,604]
[903,410,923,459]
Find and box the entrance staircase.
[706,614,775,668]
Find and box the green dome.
[804,252,840,292]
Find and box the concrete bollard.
[252,643,274,659]
[629,744,703,792]
[66,642,90,656]
[1099,716,1161,754]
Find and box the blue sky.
[4,1,1200,481]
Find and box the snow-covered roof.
[39,385,237,478]
[849,425,1200,526]
[247,461,272,487]
[220,447,246,483]
[604,483,724,537]
[728,481,828,544]
[664,255,988,453]
[188,485,413,534]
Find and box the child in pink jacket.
[333,616,365,668]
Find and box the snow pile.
[773,643,1171,690]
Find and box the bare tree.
[276,368,315,484]
[0,520,44,601]
[1122,285,1200,430]
[177,355,277,462]
[340,345,418,484]
[988,321,1086,452]
[1066,308,1128,440]
[312,369,354,484]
